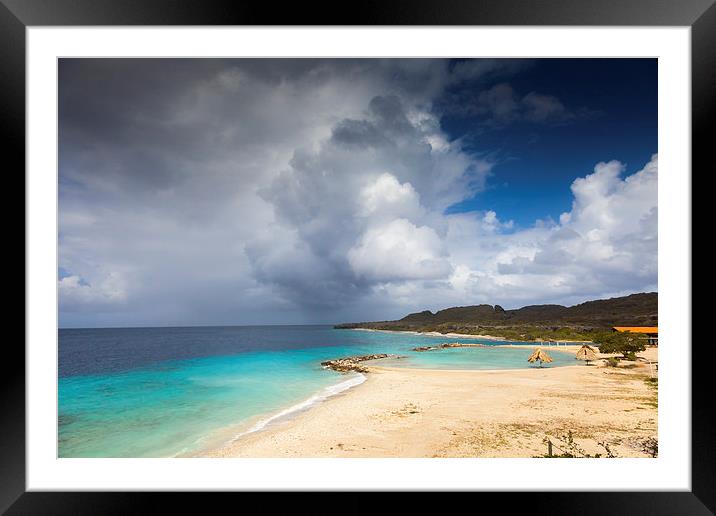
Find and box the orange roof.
[613,326,658,334]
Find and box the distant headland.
[335,292,658,342]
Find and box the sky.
[58,58,657,328]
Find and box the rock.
[320,353,395,373]
[412,342,489,352]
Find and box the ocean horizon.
[59,325,577,458]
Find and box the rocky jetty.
[412,342,489,352]
[321,354,395,373]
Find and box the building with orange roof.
[612,326,658,346]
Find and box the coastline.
[348,327,505,341]
[181,372,367,457]
[346,327,594,344]
[199,347,658,458]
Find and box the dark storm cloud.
[59,58,485,325]
[58,59,455,197]
[332,119,390,148]
[244,90,484,308]
[331,96,415,148]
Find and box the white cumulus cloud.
[437,154,659,308]
[348,218,452,282]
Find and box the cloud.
[443,82,597,128]
[246,94,491,307]
[446,59,535,84]
[522,91,573,123]
[58,59,498,325]
[348,219,452,282]
[477,83,521,123]
[481,210,514,232]
[58,59,655,327]
[440,154,659,308]
[345,154,657,315]
[59,272,128,309]
[357,173,423,220]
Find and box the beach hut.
[575,344,597,365]
[527,348,553,368]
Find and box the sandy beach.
[201,346,658,458]
[350,327,506,341]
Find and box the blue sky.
[58,59,657,327]
[441,59,657,227]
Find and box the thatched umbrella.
[527,347,553,368]
[575,344,597,365]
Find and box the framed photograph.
[5,0,709,512]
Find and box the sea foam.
[229,373,366,442]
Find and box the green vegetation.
[606,357,620,368]
[592,331,647,358]
[417,324,598,342]
[337,322,606,342]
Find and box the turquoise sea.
[58,325,578,457]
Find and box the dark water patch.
[59,325,341,377]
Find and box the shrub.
[639,437,659,458]
[606,357,620,368]
[538,432,618,458]
[593,331,646,358]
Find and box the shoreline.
[199,347,657,458]
[191,357,577,457]
[229,372,367,440]
[183,372,367,457]
[347,327,506,341]
[345,327,593,344]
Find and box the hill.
[334,292,657,341]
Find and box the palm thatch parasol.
[527,347,553,368]
[575,344,597,365]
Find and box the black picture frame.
[3,0,709,513]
